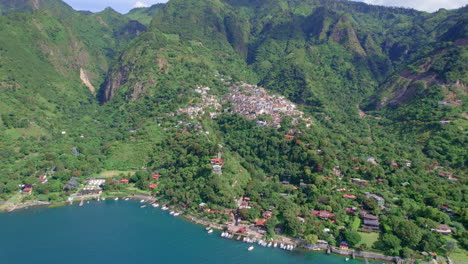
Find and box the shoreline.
[1,196,412,264]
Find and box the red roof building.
[119,179,129,184]
[148,183,159,189]
[284,135,295,140]
[152,174,160,180]
[311,210,335,219]
[343,194,356,200]
[340,241,349,250]
[38,175,46,179]
[210,159,224,165]
[22,185,33,193]
[254,218,267,226]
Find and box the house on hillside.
[366,193,385,206]
[432,224,451,235]
[254,218,267,227]
[212,165,222,174]
[22,185,33,194]
[343,194,356,200]
[360,211,380,232]
[351,178,368,185]
[311,210,335,220]
[340,241,349,250]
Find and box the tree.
[445,240,458,256]
[394,220,422,248]
[305,234,318,245]
[343,230,361,247]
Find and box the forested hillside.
[0,0,466,261]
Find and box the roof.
[148,183,159,189]
[311,210,335,219]
[254,218,267,226]
[343,194,356,199]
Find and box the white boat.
[221,232,226,237]
[268,242,272,247]
[161,206,168,210]
[124,198,130,201]
[169,211,175,215]
[280,243,284,249]
[274,243,277,248]
[102,198,106,201]
[207,229,213,234]
[173,212,180,216]
[140,205,147,208]
[114,197,119,201]
[140,199,145,203]
[87,201,90,204]
[248,246,254,251]
[345,258,350,261]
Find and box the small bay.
[0,201,380,264]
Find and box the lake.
[0,200,380,264]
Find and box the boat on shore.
[114,197,119,201]
[140,200,145,203]
[124,198,129,201]
[151,203,159,208]
[161,206,168,210]
[173,212,180,216]
[207,229,213,234]
[248,246,254,251]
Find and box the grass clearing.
[358,232,379,248]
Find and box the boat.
[169,211,175,215]
[267,242,272,247]
[248,246,254,251]
[151,203,159,208]
[345,258,350,261]
[102,198,106,201]
[221,232,226,237]
[140,199,145,203]
[87,201,90,204]
[114,197,119,201]
[205,227,211,231]
[79,200,84,206]
[140,205,147,208]
[161,206,168,210]
[207,229,213,234]
[173,212,180,216]
[124,198,130,201]
[274,243,277,248]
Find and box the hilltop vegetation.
[0,0,466,261]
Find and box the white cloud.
[133,1,149,8]
[362,0,468,12]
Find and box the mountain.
[126,3,165,25]
[0,0,145,120]
[0,0,466,260]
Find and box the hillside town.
[178,82,312,128]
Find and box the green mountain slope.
[125,4,165,25]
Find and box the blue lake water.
[0,200,380,264]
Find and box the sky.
[62,0,168,14]
[62,0,467,14]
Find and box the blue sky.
[62,0,467,14]
[62,0,168,14]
